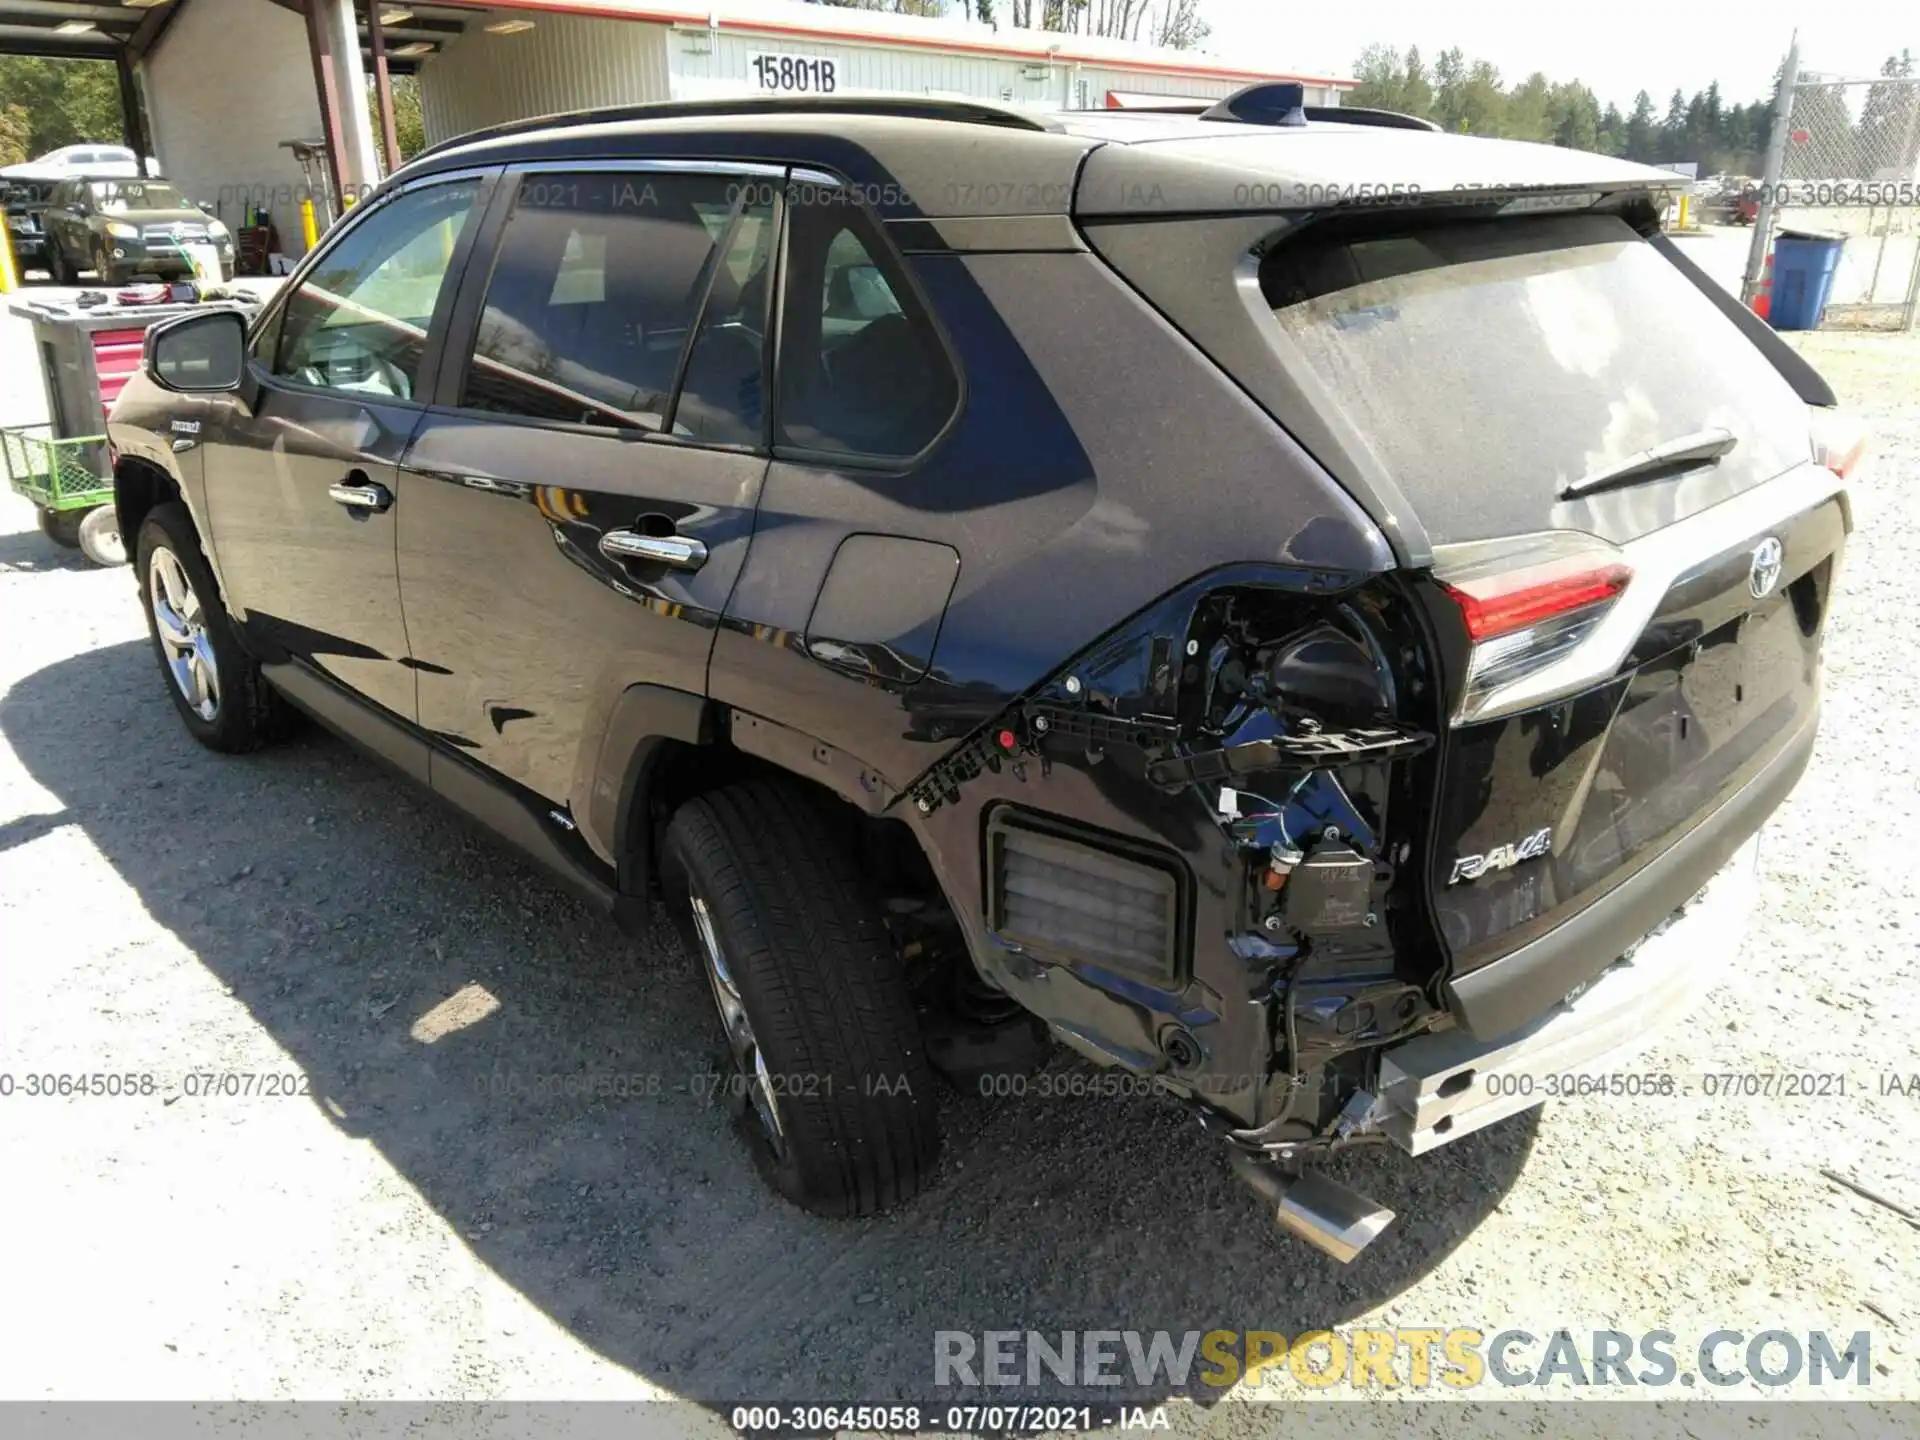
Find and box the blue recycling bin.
[1769,232,1846,331]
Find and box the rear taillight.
[1444,554,1633,642]
[1437,538,1633,724]
[1809,407,1867,480]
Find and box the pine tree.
[1857,50,1920,180]
[1625,90,1657,160]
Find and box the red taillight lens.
[1440,556,1634,642]
[1809,407,1866,480]
[1436,536,1635,723]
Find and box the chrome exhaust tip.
[1229,1151,1396,1264]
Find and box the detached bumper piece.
[906,697,1430,816]
[1376,836,1760,1155]
[1144,723,1431,788]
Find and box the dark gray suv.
[106,88,1861,1261]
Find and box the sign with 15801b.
[749,52,839,93]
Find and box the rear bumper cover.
[1443,699,1816,1040]
[1379,831,1761,1155]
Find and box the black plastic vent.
[986,811,1184,981]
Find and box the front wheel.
[135,502,295,752]
[94,244,122,286]
[663,778,940,1217]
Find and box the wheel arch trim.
[576,683,718,888]
[579,688,915,899]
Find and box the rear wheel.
[663,778,940,1216]
[135,502,295,752]
[36,507,81,548]
[76,505,125,567]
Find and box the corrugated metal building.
[417,0,1352,146]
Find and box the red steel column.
[304,0,350,223]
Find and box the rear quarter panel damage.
[706,244,1406,1124]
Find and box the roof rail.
[1200,82,1441,132]
[415,94,1059,163]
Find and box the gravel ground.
[1,309,1917,1422]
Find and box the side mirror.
[147,309,246,393]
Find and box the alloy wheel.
[689,892,785,1155]
[148,548,220,721]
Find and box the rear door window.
[1260,213,1811,544]
[673,197,776,446]
[458,171,748,434]
[774,185,958,461]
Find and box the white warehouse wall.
[418,16,673,144]
[142,0,323,250]
[419,15,1342,146]
[677,26,1054,109]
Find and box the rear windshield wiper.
[1559,427,1739,501]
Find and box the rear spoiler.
[1200,84,1441,133]
[1651,232,1838,408]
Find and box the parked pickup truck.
[104,86,1863,1261]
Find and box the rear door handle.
[599,529,708,572]
[329,479,393,513]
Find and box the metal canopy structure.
[0,0,469,70]
[0,0,478,233]
[0,0,171,62]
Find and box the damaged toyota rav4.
[108,86,1864,1261]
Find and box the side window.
[459,171,748,433]
[774,184,958,460]
[274,179,480,401]
[248,304,284,370]
[673,193,776,446]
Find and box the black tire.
[36,507,82,548]
[92,243,124,289]
[76,505,125,567]
[46,241,69,286]
[135,502,296,753]
[663,778,940,1217]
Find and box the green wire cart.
[3,423,123,566]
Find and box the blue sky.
[1202,0,1911,111]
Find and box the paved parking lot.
[1,270,1917,1419]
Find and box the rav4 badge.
[1450,826,1554,884]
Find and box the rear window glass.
[461,171,737,432]
[1260,213,1811,544]
[775,189,958,460]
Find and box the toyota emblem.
[1749,537,1784,599]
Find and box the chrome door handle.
[329,481,393,512]
[599,529,708,571]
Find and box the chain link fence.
[1759,68,1920,330]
